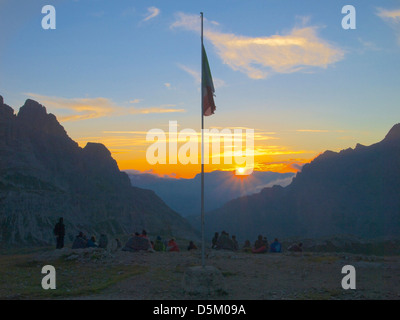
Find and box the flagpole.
[200,12,205,268]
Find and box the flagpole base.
[182,266,226,297]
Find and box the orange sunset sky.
[1,1,399,178]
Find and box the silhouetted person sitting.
[212,232,219,249]
[263,236,268,246]
[287,242,303,252]
[140,229,148,239]
[167,238,180,252]
[154,236,166,252]
[252,235,267,253]
[232,235,239,251]
[243,240,251,248]
[242,239,252,251]
[187,241,198,251]
[270,238,282,253]
[72,232,87,249]
[87,236,98,248]
[215,231,235,250]
[53,217,65,249]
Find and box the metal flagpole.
[200,12,205,268]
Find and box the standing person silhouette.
[54,217,65,249]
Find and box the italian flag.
[202,44,216,116]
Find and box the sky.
[1,0,399,178]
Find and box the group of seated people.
[72,228,302,254]
[122,230,198,253]
[71,228,199,253]
[211,231,239,251]
[212,231,302,254]
[240,235,279,253]
[71,232,121,250]
[152,234,180,252]
[154,235,198,252]
[245,236,282,253]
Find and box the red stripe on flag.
[203,86,216,116]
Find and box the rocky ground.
[1,245,399,300]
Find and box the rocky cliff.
[0,96,198,246]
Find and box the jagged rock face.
[0,96,198,246]
[192,123,400,241]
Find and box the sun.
[236,167,245,175]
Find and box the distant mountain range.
[188,124,400,241]
[3,94,398,247]
[0,96,198,245]
[125,170,294,216]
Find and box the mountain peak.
[0,95,14,119]
[83,142,112,158]
[18,99,47,120]
[383,123,400,143]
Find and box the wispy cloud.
[357,38,381,52]
[25,93,185,122]
[377,8,400,20]
[254,146,314,156]
[101,127,276,148]
[296,129,345,133]
[258,159,310,173]
[296,129,330,133]
[143,6,160,22]
[130,104,185,115]
[376,8,400,44]
[26,93,118,122]
[171,12,344,79]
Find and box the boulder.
[182,266,226,297]
[122,236,152,252]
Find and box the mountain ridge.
[189,124,400,241]
[0,96,198,245]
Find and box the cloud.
[377,8,400,20]
[130,104,185,115]
[357,38,380,52]
[296,129,330,133]
[25,93,185,122]
[376,8,400,44]
[295,129,346,133]
[248,176,295,193]
[143,6,160,22]
[129,99,142,104]
[290,163,304,171]
[171,12,344,79]
[25,93,118,122]
[254,146,314,156]
[258,159,310,173]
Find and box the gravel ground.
[60,248,400,300]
